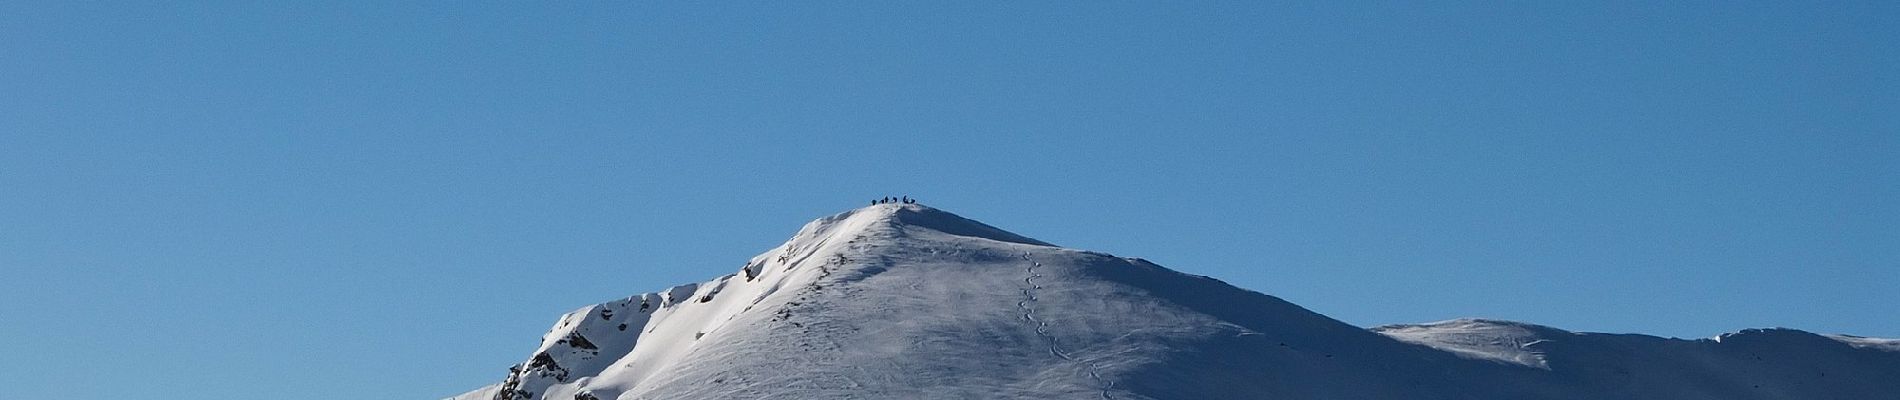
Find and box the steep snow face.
[460,205,913,400]
[454,204,1900,400]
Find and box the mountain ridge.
[453,204,1900,400]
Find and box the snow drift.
[451,204,1900,400]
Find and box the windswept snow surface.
[1371,318,1559,369]
[454,204,1900,400]
[1828,334,1900,352]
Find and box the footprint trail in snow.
[1019,252,1115,399]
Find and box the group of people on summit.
[873,196,916,205]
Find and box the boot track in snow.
[1019,252,1115,400]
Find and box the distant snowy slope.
[1829,334,1900,352]
[453,204,1900,400]
[1372,318,1559,368]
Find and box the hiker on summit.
[872,196,918,205]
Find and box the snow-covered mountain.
[451,204,1900,400]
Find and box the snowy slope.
[453,204,1900,400]
[1373,318,1559,369]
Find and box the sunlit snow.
[453,204,1900,400]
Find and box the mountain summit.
[453,204,1900,400]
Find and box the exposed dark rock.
[524,352,571,382]
[557,332,598,351]
[493,353,567,400]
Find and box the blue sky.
[2,2,1894,399]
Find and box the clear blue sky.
[2,2,1894,399]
